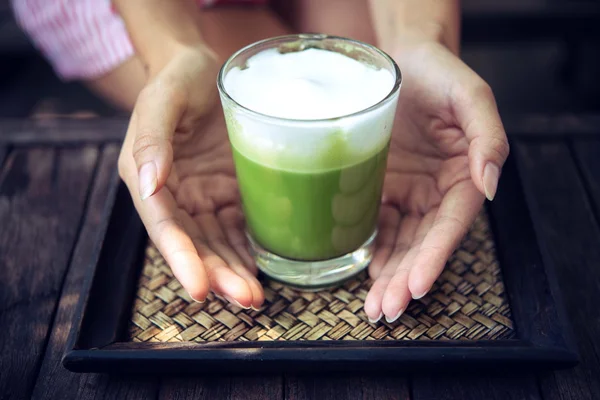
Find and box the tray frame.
[63,152,578,373]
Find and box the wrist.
[147,41,219,78]
[389,22,457,59]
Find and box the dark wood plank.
[515,141,600,399]
[29,144,157,399]
[0,145,7,167]
[502,114,600,136]
[159,375,282,400]
[572,138,600,220]
[0,118,127,144]
[286,374,409,400]
[71,375,157,400]
[412,373,541,400]
[461,3,600,43]
[0,146,98,400]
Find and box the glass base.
[248,231,376,291]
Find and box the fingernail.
[225,295,251,310]
[139,162,157,200]
[368,312,383,324]
[385,309,404,323]
[251,305,261,312]
[483,163,500,201]
[188,293,205,303]
[413,291,427,300]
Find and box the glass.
[217,34,401,290]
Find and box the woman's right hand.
[118,45,264,309]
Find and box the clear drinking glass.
[217,34,401,290]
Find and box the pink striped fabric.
[11,0,267,81]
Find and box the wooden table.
[1,116,599,400]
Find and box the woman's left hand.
[364,41,510,323]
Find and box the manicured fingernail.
[368,312,383,324]
[225,295,251,310]
[139,162,157,200]
[251,305,261,312]
[483,163,500,201]
[385,309,404,323]
[188,293,205,303]
[413,291,427,300]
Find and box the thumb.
[455,82,510,201]
[133,84,185,200]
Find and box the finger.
[364,214,420,323]
[194,213,264,309]
[407,180,484,299]
[180,214,255,309]
[195,241,254,309]
[381,213,434,322]
[217,205,256,275]
[364,274,393,324]
[119,115,208,301]
[369,205,401,280]
[136,190,209,302]
[133,83,186,200]
[454,80,510,201]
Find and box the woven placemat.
[128,212,515,342]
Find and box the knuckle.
[132,133,162,163]
[470,80,494,100]
[496,137,511,160]
[484,135,510,162]
[153,216,183,241]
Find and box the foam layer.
[224,48,395,120]
[221,47,400,172]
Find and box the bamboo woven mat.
[128,212,515,342]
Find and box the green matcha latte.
[217,35,401,287]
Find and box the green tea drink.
[233,143,389,261]
[218,35,401,288]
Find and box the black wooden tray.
[62,152,578,373]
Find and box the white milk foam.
[222,47,399,171]
[224,48,394,120]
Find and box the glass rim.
[216,33,402,124]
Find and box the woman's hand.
[118,46,264,309]
[364,42,510,323]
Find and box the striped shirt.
[11,0,267,80]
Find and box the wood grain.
[29,145,157,399]
[159,375,282,400]
[71,375,157,400]
[286,374,409,400]
[572,139,600,219]
[0,146,98,400]
[0,146,7,168]
[503,114,600,136]
[515,141,600,400]
[412,373,541,400]
[0,118,127,144]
